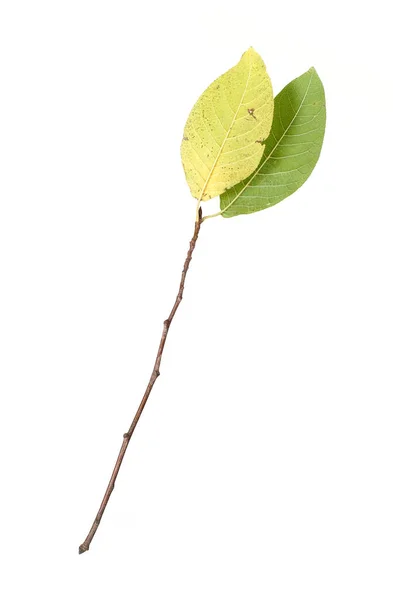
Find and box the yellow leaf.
[181,48,274,201]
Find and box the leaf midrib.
[198,59,253,201]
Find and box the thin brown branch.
[79,208,203,554]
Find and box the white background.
[1,1,392,598]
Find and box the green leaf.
[181,48,274,201]
[220,67,326,217]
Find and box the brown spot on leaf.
[248,108,257,120]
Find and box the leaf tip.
[242,46,258,60]
[307,66,322,82]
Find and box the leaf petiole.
[201,210,223,222]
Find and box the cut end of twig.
[79,543,89,555]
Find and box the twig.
[79,208,203,554]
